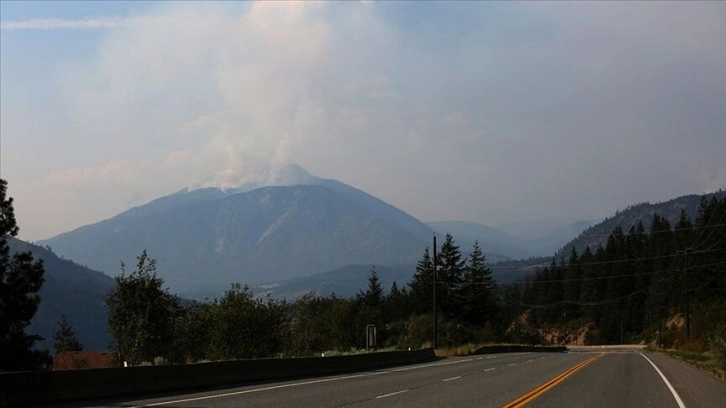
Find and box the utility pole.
[685,248,690,338]
[432,234,437,350]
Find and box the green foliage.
[436,234,466,318]
[284,292,359,354]
[408,246,433,315]
[53,314,84,354]
[106,250,179,366]
[0,178,50,371]
[205,283,286,360]
[460,241,498,327]
[170,303,214,363]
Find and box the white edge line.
[637,352,687,408]
[129,371,386,407]
[129,358,476,407]
[376,389,409,399]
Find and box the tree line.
[506,195,725,349]
[105,234,501,366]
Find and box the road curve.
[53,349,725,408]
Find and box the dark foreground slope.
[8,238,114,352]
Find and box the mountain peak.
[190,163,321,193]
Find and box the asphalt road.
[56,348,726,408]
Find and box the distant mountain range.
[8,238,114,352]
[36,164,598,299]
[427,220,595,260]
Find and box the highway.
[56,348,725,408]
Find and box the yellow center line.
[502,354,602,408]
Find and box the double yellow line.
[502,354,601,408]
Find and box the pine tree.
[408,247,434,314]
[562,247,582,320]
[53,315,84,354]
[460,241,497,327]
[674,208,693,251]
[579,246,599,321]
[361,266,384,310]
[0,178,50,371]
[389,281,400,298]
[437,234,466,318]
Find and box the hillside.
[251,264,415,301]
[40,180,435,296]
[556,191,726,258]
[8,238,114,352]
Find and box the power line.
[491,247,725,270]
[685,202,726,252]
[517,288,648,309]
[568,223,726,240]
[505,260,726,286]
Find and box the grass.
[656,348,726,381]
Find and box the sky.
[1,1,725,241]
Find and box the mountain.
[427,220,593,260]
[525,219,599,256]
[426,221,523,260]
[556,190,726,258]
[251,264,415,300]
[497,218,582,240]
[39,167,436,296]
[8,238,114,352]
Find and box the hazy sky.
[1,1,725,241]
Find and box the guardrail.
[473,345,567,354]
[0,349,436,407]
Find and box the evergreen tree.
[437,234,466,318]
[674,208,693,251]
[383,280,409,323]
[408,247,434,314]
[460,241,497,326]
[579,246,599,321]
[389,281,400,298]
[106,250,179,365]
[360,266,384,311]
[562,247,582,320]
[0,178,50,371]
[53,315,84,354]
